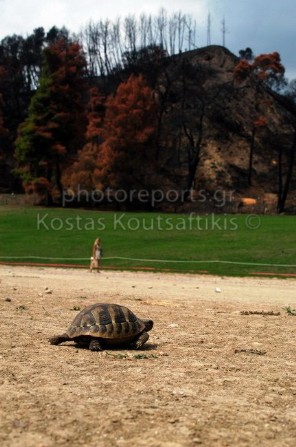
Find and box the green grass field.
[0,206,295,277]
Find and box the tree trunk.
[277,146,283,212]
[183,103,205,198]
[55,161,63,206]
[277,130,296,213]
[248,126,256,186]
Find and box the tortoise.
[49,303,153,351]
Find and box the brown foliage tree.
[95,74,158,198]
[252,52,285,83]
[233,59,252,82]
[234,52,284,186]
[234,52,285,85]
[62,87,106,194]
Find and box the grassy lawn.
[0,206,295,276]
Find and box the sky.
[0,0,295,80]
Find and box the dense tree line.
[0,10,198,194]
[0,26,71,190]
[0,13,296,212]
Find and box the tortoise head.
[143,319,154,332]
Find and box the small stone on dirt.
[44,289,52,294]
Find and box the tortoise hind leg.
[130,331,149,349]
[49,333,70,345]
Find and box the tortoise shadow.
[72,342,158,351]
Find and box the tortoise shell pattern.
[66,303,145,339]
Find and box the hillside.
[150,45,296,213]
[2,44,296,213]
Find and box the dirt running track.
[0,265,296,447]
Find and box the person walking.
[90,237,102,273]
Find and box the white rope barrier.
[0,256,295,268]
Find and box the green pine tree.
[15,38,87,204]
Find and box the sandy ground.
[0,265,296,447]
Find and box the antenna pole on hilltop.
[221,17,228,47]
[207,13,211,46]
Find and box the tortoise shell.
[66,303,146,340]
[49,303,153,350]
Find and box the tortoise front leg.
[89,339,104,351]
[49,333,70,345]
[130,331,149,349]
